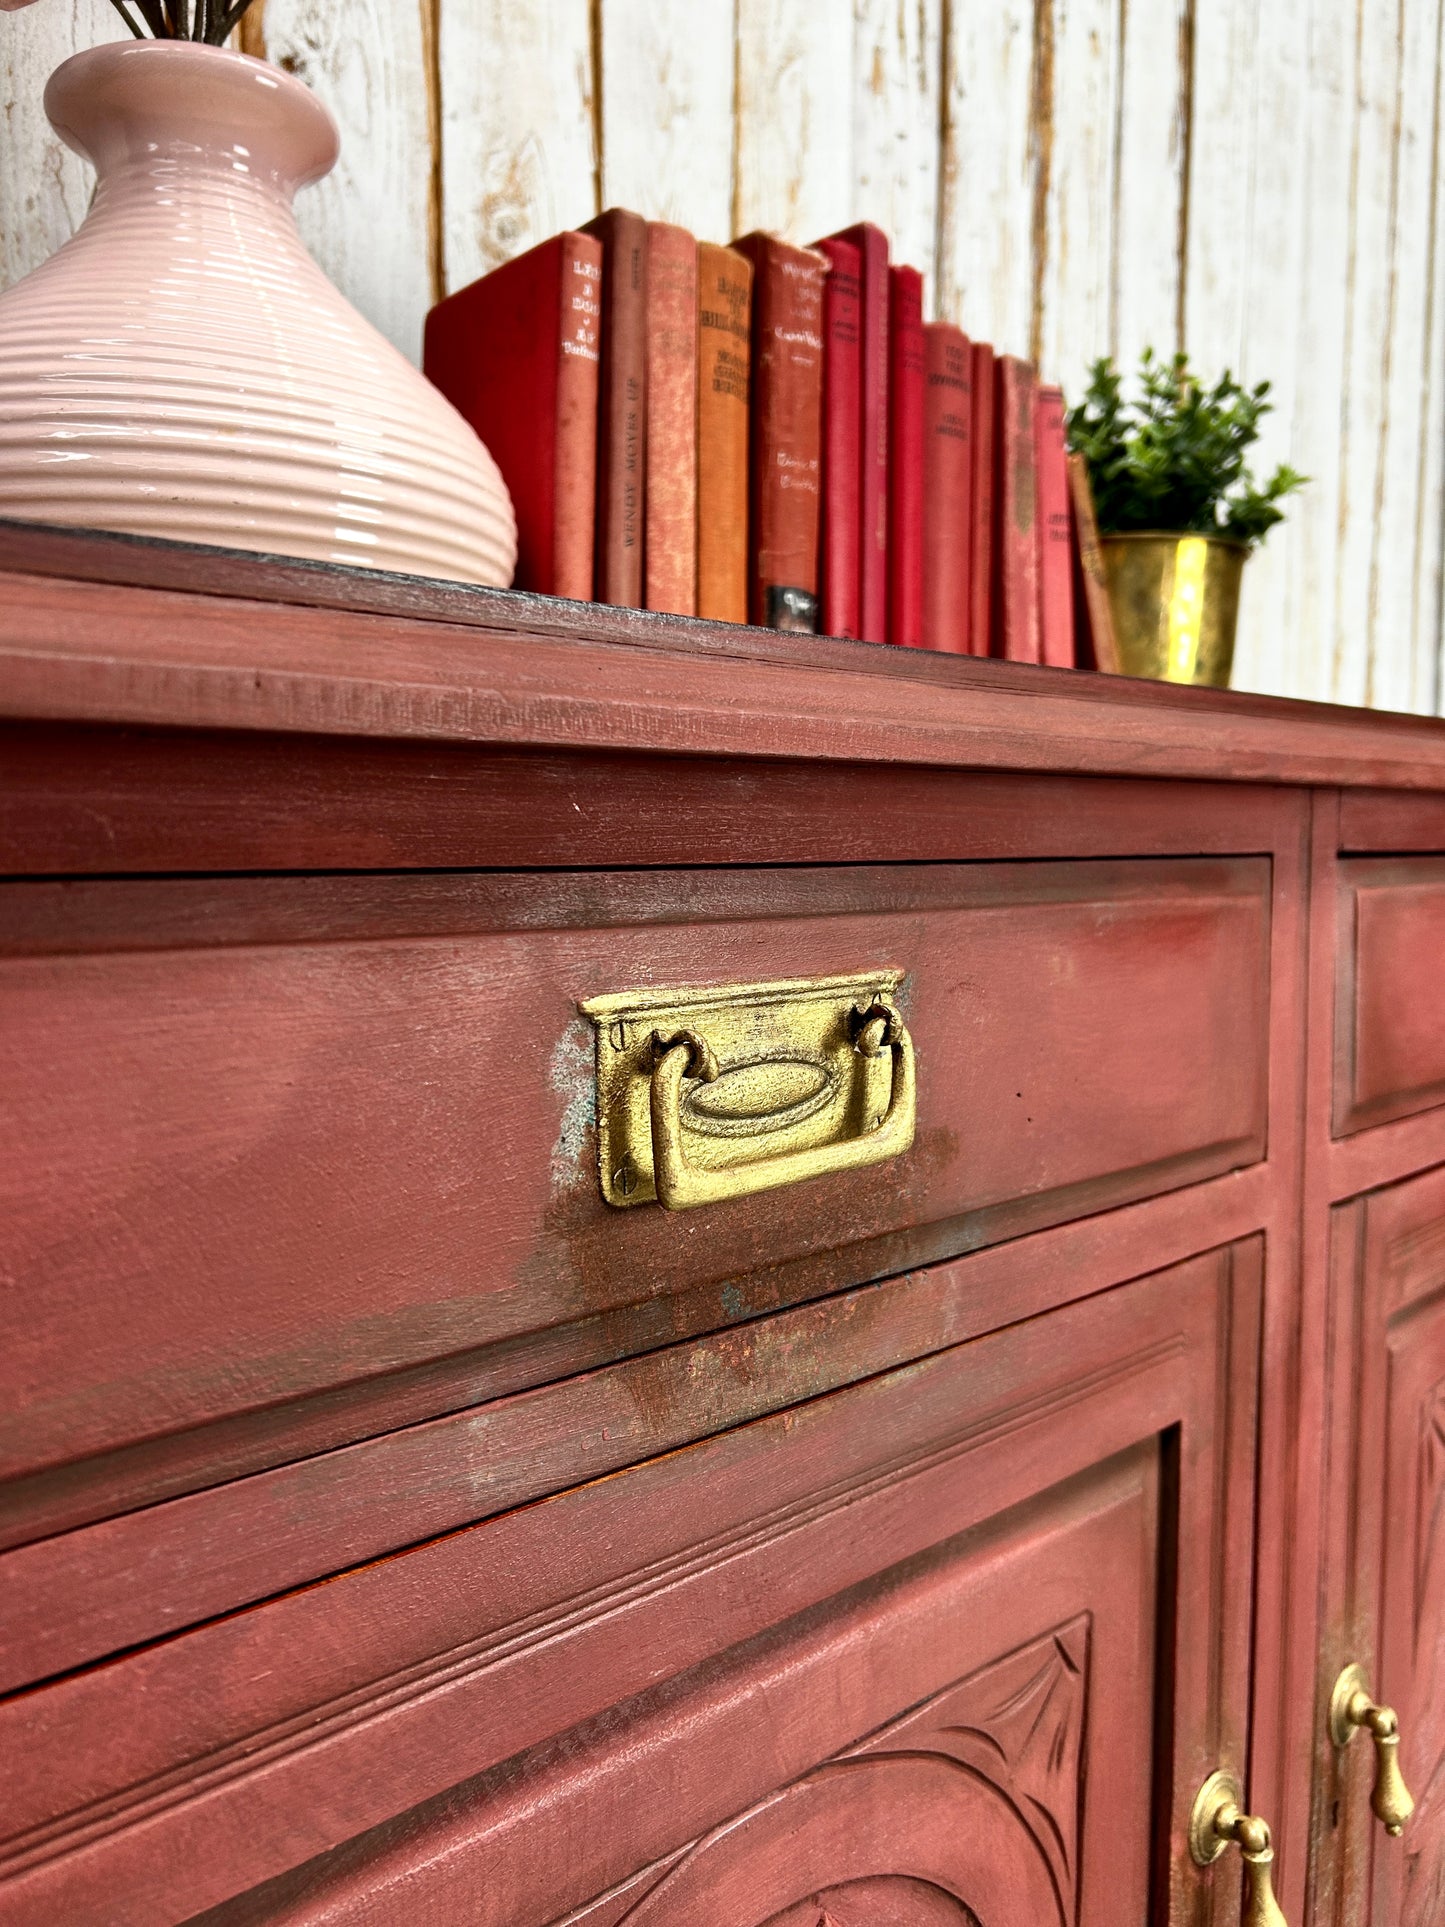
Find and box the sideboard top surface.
[1,520,1444,791]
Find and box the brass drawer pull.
[1330,1662,1415,1836]
[582,972,917,1210]
[1190,1772,1288,1927]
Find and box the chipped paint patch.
[549,1020,596,1195]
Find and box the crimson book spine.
[814,234,861,638]
[887,265,926,647]
[922,320,972,654]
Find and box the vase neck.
[44,41,339,206]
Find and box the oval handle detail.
[1330,1662,1415,1837]
[647,1009,916,1211]
[1190,1772,1289,1927]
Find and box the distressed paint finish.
[244,0,436,361]
[0,0,1443,711]
[439,0,595,295]
[598,0,736,239]
[733,0,854,241]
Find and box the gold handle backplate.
[1330,1662,1415,1837]
[581,971,916,1209]
[1190,1772,1288,1927]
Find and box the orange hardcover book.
[922,321,972,653]
[732,232,826,631]
[696,241,752,623]
[423,232,601,600]
[645,222,698,616]
[583,208,648,607]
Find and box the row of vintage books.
[425,213,1116,666]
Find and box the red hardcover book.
[887,265,926,647]
[732,232,826,630]
[423,232,601,600]
[922,321,972,653]
[645,222,698,616]
[813,235,861,638]
[582,208,648,607]
[968,339,996,656]
[1034,383,1075,667]
[993,354,1040,663]
[1068,452,1123,673]
[818,221,889,641]
[696,241,753,624]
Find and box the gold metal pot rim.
[1099,529,1253,554]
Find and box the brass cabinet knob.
[1190,1771,1288,1927]
[1330,1662,1416,1837]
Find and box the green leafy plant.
[1066,349,1306,547]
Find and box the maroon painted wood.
[1,529,1444,1926]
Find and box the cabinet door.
[177,1243,1259,1927]
[1315,1163,1445,1924]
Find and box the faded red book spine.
[814,235,861,638]
[645,222,698,616]
[423,231,601,600]
[887,265,926,647]
[732,232,826,631]
[1034,383,1075,667]
[696,241,752,624]
[922,321,972,653]
[583,208,648,608]
[993,354,1040,663]
[968,340,996,656]
[819,222,889,641]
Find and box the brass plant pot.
[1099,532,1250,687]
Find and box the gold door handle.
[648,1005,916,1210]
[1190,1772,1288,1927]
[1330,1663,1415,1836]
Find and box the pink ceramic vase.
[0,40,517,586]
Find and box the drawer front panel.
[0,858,1269,1491]
[0,1245,1259,1927]
[1336,858,1445,1135]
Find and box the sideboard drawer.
[0,857,1268,1500]
[1335,857,1445,1134]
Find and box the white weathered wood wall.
[3,0,1443,712]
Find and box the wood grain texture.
[733,0,854,241]
[3,537,1445,790]
[936,0,1034,346]
[1035,0,1120,393]
[0,0,126,294]
[851,0,943,305]
[1110,0,1189,368]
[246,0,435,359]
[598,0,736,239]
[438,0,595,295]
[1334,858,1445,1134]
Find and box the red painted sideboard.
[2,523,1445,1925]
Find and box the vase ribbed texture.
[0,42,517,587]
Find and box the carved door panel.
[1313,1163,1445,1925]
[194,1245,1258,1927]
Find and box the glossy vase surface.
[0,40,516,586]
[1099,532,1248,688]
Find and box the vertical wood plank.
[852,0,944,303]
[1182,0,1261,377]
[1417,5,1445,717]
[1226,0,1309,701]
[599,0,737,240]
[244,0,434,363]
[1111,0,1189,370]
[937,0,1034,345]
[1371,0,1445,714]
[1035,0,1121,394]
[439,0,596,296]
[0,0,127,296]
[1256,4,1357,706]
[734,0,854,241]
[1329,3,1404,708]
